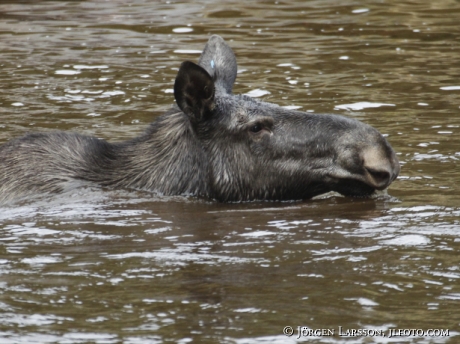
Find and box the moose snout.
[362,146,400,190]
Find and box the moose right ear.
[174,61,215,123]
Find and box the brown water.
[1,1,460,343]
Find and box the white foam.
[244,89,271,98]
[334,101,395,111]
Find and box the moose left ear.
[174,61,215,123]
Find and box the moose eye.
[249,123,263,133]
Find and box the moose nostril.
[360,146,399,189]
[365,167,391,187]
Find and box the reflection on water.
[1,193,459,343]
[1,0,460,343]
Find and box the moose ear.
[174,61,215,123]
[198,35,237,94]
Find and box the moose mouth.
[333,166,399,198]
[332,178,381,198]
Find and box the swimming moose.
[0,35,399,204]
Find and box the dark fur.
[0,35,400,204]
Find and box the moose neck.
[112,109,210,197]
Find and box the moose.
[0,35,399,204]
